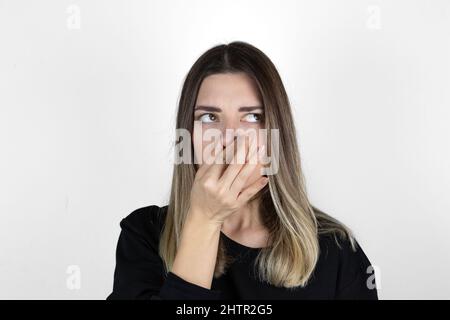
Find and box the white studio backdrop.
[0,0,449,299]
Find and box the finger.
[195,141,224,180]
[230,144,265,196]
[223,135,239,168]
[205,141,229,180]
[219,135,254,189]
[237,175,269,204]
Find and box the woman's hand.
[188,137,269,226]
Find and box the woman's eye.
[243,113,263,123]
[198,113,217,123]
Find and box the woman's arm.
[170,138,268,290]
[171,208,222,290]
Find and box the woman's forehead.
[196,73,262,107]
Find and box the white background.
[1,0,449,299]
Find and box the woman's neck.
[222,200,265,232]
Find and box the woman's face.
[193,72,266,190]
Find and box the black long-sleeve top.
[107,205,378,300]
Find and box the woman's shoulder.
[119,204,169,246]
[317,232,378,298]
[312,205,375,279]
[318,232,373,273]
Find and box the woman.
[107,41,378,300]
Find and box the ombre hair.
[159,41,355,288]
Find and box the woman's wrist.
[185,207,223,232]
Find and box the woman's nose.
[221,128,256,154]
[222,129,236,149]
[220,119,241,148]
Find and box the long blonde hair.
[159,41,355,288]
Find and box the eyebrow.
[194,105,263,112]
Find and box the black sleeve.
[106,206,222,300]
[335,238,379,300]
